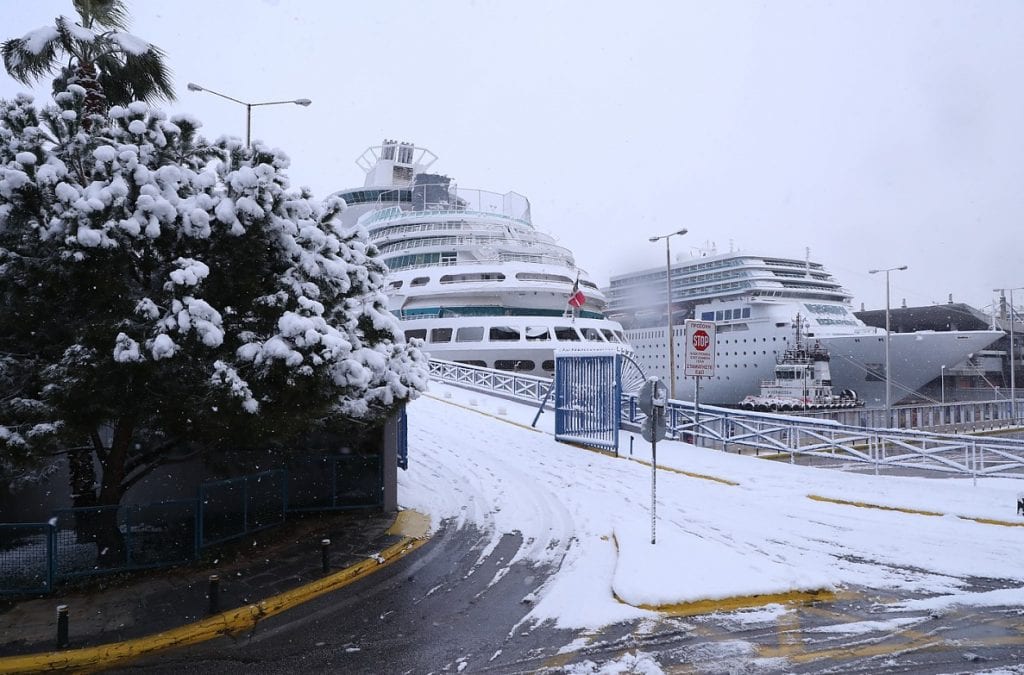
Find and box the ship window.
[404,329,427,341]
[725,309,733,320]
[388,280,403,290]
[495,359,535,372]
[441,272,506,284]
[456,360,486,368]
[456,327,485,342]
[554,326,581,341]
[440,251,457,265]
[411,277,430,287]
[515,272,574,284]
[581,327,603,341]
[430,328,453,343]
[600,329,618,342]
[716,311,723,321]
[742,308,751,318]
[525,326,550,341]
[701,312,714,321]
[542,360,555,372]
[489,326,521,341]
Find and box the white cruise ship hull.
[608,248,1004,407]
[628,326,1001,407]
[332,140,632,378]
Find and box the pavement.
[0,508,431,673]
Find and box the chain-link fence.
[0,523,54,595]
[1,453,385,594]
[287,455,382,512]
[198,470,286,547]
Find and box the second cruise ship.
[333,140,630,376]
[605,246,1003,407]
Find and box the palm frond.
[73,0,130,31]
[94,45,175,105]
[1,35,61,85]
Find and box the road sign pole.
[693,376,700,447]
[651,406,659,545]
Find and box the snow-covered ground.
[399,382,1024,633]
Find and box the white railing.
[428,359,552,405]
[429,359,1024,480]
[622,394,1024,480]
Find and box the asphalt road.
[117,520,1024,674]
[116,523,580,673]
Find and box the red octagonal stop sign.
[692,329,710,351]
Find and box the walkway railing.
[427,359,552,406]
[622,394,1024,480]
[427,360,1024,480]
[799,398,1022,433]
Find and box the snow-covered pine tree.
[0,87,428,561]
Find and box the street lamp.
[186,82,311,148]
[940,364,946,405]
[868,265,907,425]
[649,228,688,399]
[993,287,1023,420]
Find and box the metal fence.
[554,352,621,451]
[622,393,1024,480]
[0,523,54,595]
[0,457,385,595]
[198,470,287,548]
[51,500,199,579]
[287,455,383,512]
[427,359,552,406]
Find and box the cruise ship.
[333,140,630,375]
[605,246,1003,407]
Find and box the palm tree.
[2,0,174,114]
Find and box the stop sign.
[684,319,716,377]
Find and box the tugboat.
[739,314,862,412]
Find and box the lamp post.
[186,82,311,148]
[993,287,1022,420]
[649,228,688,400]
[868,265,907,425]
[940,364,946,405]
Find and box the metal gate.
[554,351,621,451]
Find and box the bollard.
[321,538,331,573]
[630,435,634,456]
[207,574,220,615]
[56,604,69,649]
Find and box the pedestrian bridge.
[427,359,1024,481]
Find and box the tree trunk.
[68,445,99,544]
[92,417,136,567]
[70,61,107,129]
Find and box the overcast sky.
[3,0,1023,313]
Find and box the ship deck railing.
[361,205,532,229]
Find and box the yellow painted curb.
[630,588,839,617]
[807,494,1024,528]
[627,456,740,486]
[0,510,432,674]
[608,532,838,618]
[807,494,943,517]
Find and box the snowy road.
[395,384,1024,671]
[126,384,1024,673]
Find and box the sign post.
[684,320,717,446]
[639,377,667,544]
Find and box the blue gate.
[554,351,621,451]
